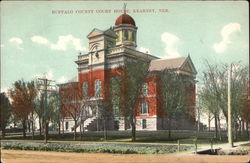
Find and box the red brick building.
[60,13,197,131]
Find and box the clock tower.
[87,28,117,66]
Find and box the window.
[65,122,69,130]
[94,80,102,97]
[113,105,119,117]
[132,31,135,41]
[82,82,88,98]
[107,41,113,48]
[124,30,128,41]
[141,102,148,115]
[142,83,148,97]
[142,119,147,129]
[116,32,120,42]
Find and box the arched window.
[82,82,88,98]
[94,80,102,97]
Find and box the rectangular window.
[95,80,102,97]
[142,119,147,129]
[132,31,135,41]
[65,122,69,130]
[142,83,148,97]
[116,32,120,42]
[82,82,88,98]
[113,105,119,117]
[124,30,128,41]
[141,102,148,115]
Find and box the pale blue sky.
[1,1,249,92]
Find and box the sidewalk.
[187,140,250,154]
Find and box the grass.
[2,130,249,145]
[2,131,249,155]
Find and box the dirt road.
[1,150,249,163]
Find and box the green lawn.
[2,130,250,146]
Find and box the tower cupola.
[113,5,137,49]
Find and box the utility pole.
[38,77,54,143]
[228,65,233,147]
[197,102,200,133]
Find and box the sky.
[1,1,249,92]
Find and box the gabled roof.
[87,28,104,38]
[87,28,116,38]
[149,57,187,71]
[103,29,117,38]
[149,56,197,75]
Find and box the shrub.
[1,141,192,154]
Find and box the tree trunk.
[246,121,249,139]
[74,120,77,141]
[168,117,172,139]
[238,120,242,136]
[208,113,211,131]
[39,118,42,136]
[97,118,99,131]
[218,115,222,141]
[46,122,49,136]
[22,120,26,138]
[234,121,238,141]
[80,123,82,141]
[104,117,107,141]
[31,112,34,140]
[44,121,49,143]
[81,121,84,141]
[214,114,218,139]
[27,119,31,133]
[58,120,61,136]
[62,119,64,134]
[242,120,245,132]
[131,116,136,142]
[124,117,127,130]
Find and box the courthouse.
[59,12,197,131]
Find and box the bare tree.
[34,95,44,137]
[199,61,249,139]
[159,69,189,138]
[113,59,149,141]
[48,91,62,136]
[59,82,81,141]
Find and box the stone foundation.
[62,116,195,132]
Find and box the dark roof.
[115,14,136,26]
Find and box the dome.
[115,14,136,26]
